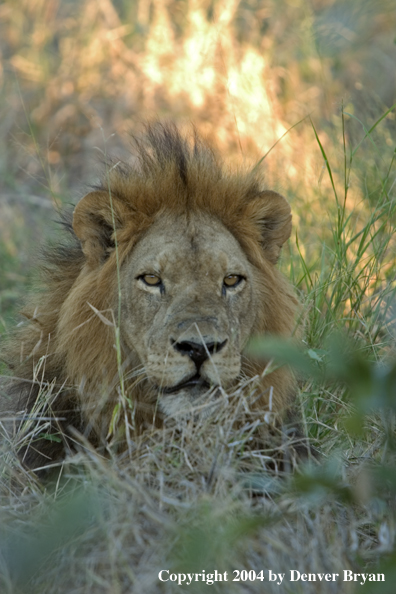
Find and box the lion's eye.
[223,274,244,288]
[140,274,162,286]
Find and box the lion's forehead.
[127,212,250,281]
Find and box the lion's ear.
[247,190,292,264]
[73,191,128,265]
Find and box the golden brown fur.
[0,123,299,470]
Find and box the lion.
[0,123,299,470]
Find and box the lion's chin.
[158,384,221,420]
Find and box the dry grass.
[1,390,392,594]
[0,0,396,592]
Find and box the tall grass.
[0,1,395,592]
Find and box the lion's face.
[120,212,257,416]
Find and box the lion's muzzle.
[171,337,227,372]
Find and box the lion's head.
[3,123,299,465]
[63,123,298,426]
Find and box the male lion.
[1,123,299,470]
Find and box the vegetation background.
[0,0,395,592]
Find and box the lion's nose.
[172,339,227,372]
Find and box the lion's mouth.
[161,373,212,394]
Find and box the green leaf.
[40,433,62,443]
